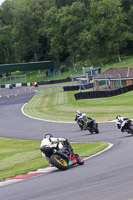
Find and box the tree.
[55,0,77,8]
[12,0,55,62]
[79,30,91,66]
[43,6,66,61]
[0,0,133,66]
[12,0,39,62]
[44,2,88,70]
[125,5,133,53]
[121,0,133,12]
[0,0,14,64]
[88,0,130,62]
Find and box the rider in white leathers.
[40,134,67,164]
[116,115,129,132]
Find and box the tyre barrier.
[38,77,71,85]
[63,83,93,91]
[74,84,133,100]
[63,85,79,91]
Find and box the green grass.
[101,56,133,72]
[23,87,133,122]
[0,138,108,181]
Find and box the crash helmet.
[77,110,81,114]
[116,115,124,124]
[82,113,86,117]
[45,133,53,139]
[116,115,121,120]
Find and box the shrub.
[60,65,68,73]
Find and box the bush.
[60,65,68,73]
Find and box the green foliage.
[12,0,41,62]
[55,0,77,8]
[60,65,68,73]
[44,1,88,68]
[86,0,131,62]
[0,0,133,65]
[0,0,14,63]
[45,70,48,77]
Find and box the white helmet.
[82,113,86,117]
[45,134,53,139]
[116,115,124,124]
[77,110,81,115]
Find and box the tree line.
[0,0,133,68]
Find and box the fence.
[0,75,27,88]
[82,66,101,80]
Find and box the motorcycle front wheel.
[95,128,99,134]
[95,123,99,133]
[76,156,84,165]
[50,154,69,170]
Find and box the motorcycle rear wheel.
[50,154,69,170]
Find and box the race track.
[0,87,133,200]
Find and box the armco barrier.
[74,85,133,100]
[0,78,71,89]
[0,82,32,89]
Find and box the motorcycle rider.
[116,115,129,132]
[75,110,82,121]
[34,82,38,87]
[75,110,83,130]
[40,134,82,167]
[40,134,67,166]
[80,113,92,129]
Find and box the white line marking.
[84,143,113,160]
[21,104,116,124]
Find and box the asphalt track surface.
[0,87,133,200]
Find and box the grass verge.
[0,138,108,181]
[23,87,133,122]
